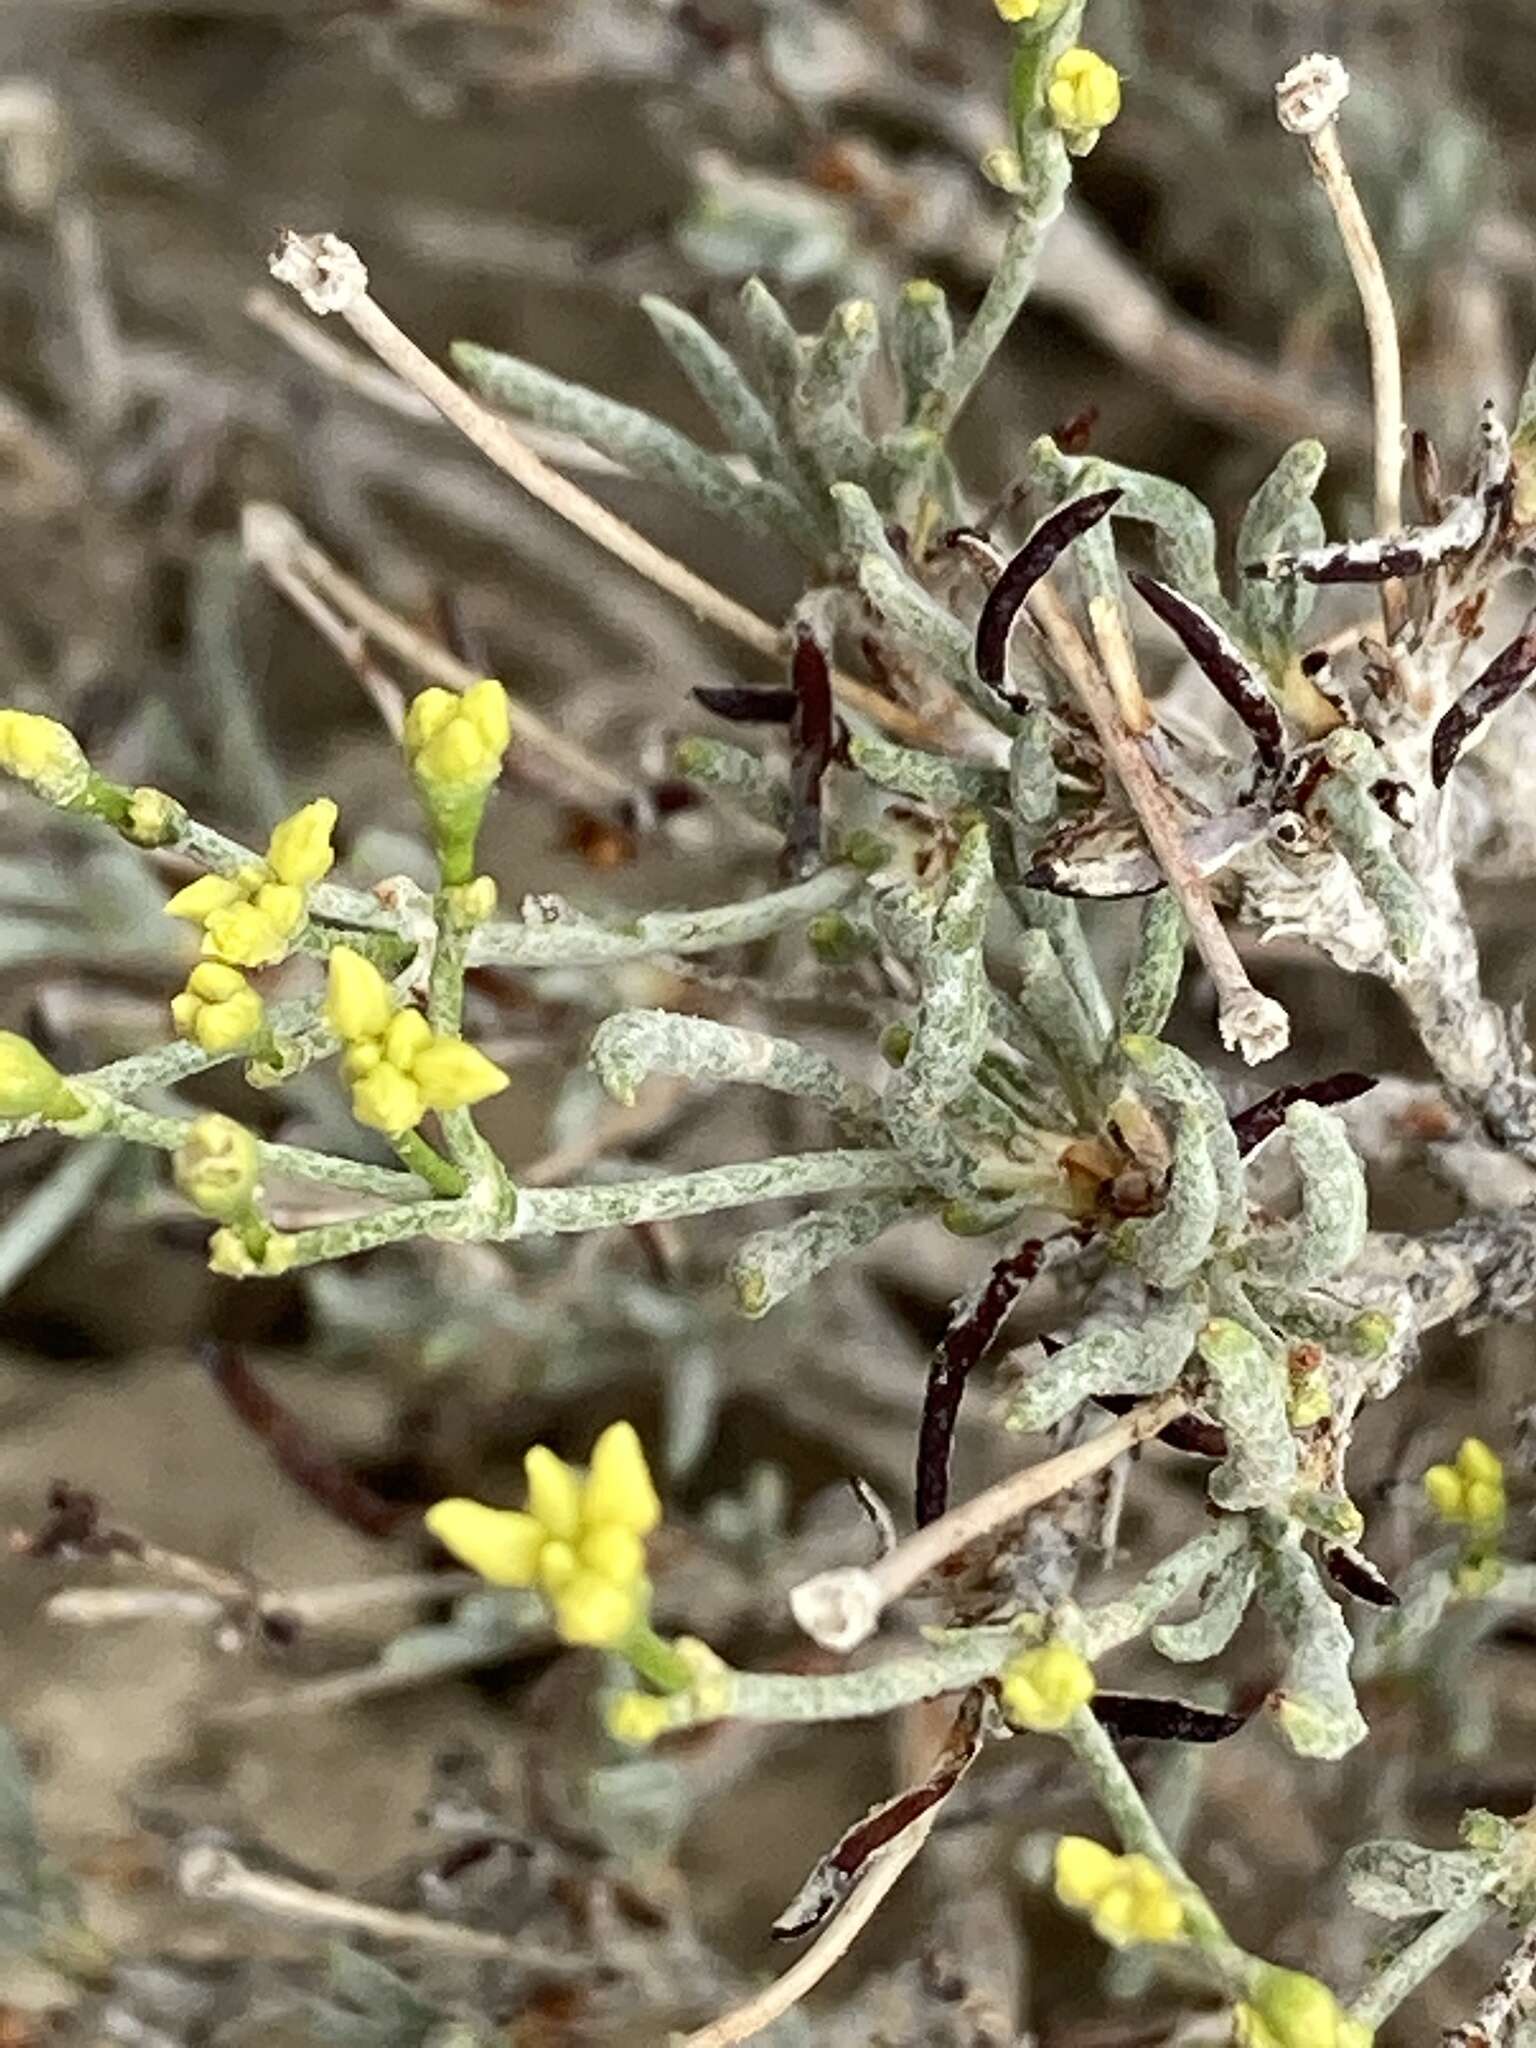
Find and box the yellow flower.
[383,1009,434,1070]
[1234,1968,1373,2048]
[411,1037,510,1113]
[326,946,396,1045]
[173,1113,261,1222]
[266,798,338,889]
[0,1032,81,1120]
[350,1062,425,1135]
[0,709,90,806]
[1047,47,1122,141]
[426,1422,661,1651]
[405,679,512,792]
[170,962,266,1054]
[1424,1437,1506,1539]
[1000,1641,1096,1731]
[1052,1837,1185,1949]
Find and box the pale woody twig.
[1275,54,1406,642]
[266,230,940,747]
[679,1800,941,2047]
[1036,584,1290,1064]
[789,1389,1189,1652]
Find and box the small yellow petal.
[186,961,248,1003]
[424,1500,546,1586]
[1423,1464,1465,1520]
[583,1421,662,1535]
[165,873,244,924]
[463,678,512,755]
[580,1523,646,1588]
[202,902,289,967]
[253,881,305,938]
[524,1445,583,1541]
[350,1062,424,1134]
[326,946,394,1045]
[411,1037,510,1113]
[190,988,265,1054]
[383,1008,434,1071]
[403,687,459,751]
[1054,1836,1118,1910]
[537,1540,579,1593]
[552,1571,637,1647]
[265,798,338,888]
[174,1113,261,1221]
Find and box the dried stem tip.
[1275,53,1350,136]
[269,230,369,316]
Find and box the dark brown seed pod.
[916,1237,1049,1526]
[692,684,798,724]
[1229,1072,1376,1156]
[974,489,1122,690]
[783,622,836,879]
[1324,1546,1400,1608]
[1090,1692,1252,1743]
[1430,610,1536,787]
[771,1689,985,1940]
[1127,571,1286,774]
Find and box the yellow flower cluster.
[1424,1437,1505,1538]
[405,680,511,795]
[0,709,91,807]
[426,1422,662,1649]
[325,947,508,1135]
[0,1032,82,1122]
[1234,1968,1373,2048]
[166,798,337,970]
[170,962,266,1055]
[1048,47,1122,140]
[1054,1837,1185,1947]
[1000,1641,1096,1731]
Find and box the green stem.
[390,1129,467,1198]
[1064,1708,1250,1986]
[921,142,1072,438]
[620,1622,696,1695]
[1349,1902,1492,2031]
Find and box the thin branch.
[1034,583,1289,1063]
[679,1800,940,2047]
[1275,55,1405,641]
[789,1389,1189,1652]
[266,231,939,746]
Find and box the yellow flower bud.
[1236,1967,1372,2048]
[583,1421,662,1535]
[605,1691,673,1747]
[425,1499,547,1585]
[125,787,180,846]
[1423,1463,1464,1517]
[1458,1437,1503,1485]
[0,709,90,805]
[525,1445,583,1542]
[0,1031,81,1120]
[341,1039,383,1081]
[326,946,394,1045]
[382,1009,434,1071]
[171,962,266,1054]
[174,1113,261,1222]
[165,873,244,924]
[551,1571,637,1647]
[265,798,338,888]
[1000,1641,1096,1731]
[1055,1836,1119,1908]
[580,1522,646,1588]
[350,1061,424,1134]
[406,679,511,791]
[410,1037,510,1113]
[1047,47,1121,140]
[995,0,1064,18]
